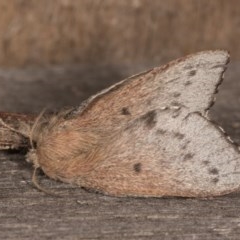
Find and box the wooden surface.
[1,1,240,67]
[1,62,240,239]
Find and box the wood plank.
[0,63,240,239]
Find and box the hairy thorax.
[27,116,105,185]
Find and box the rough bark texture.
[1,62,240,239]
[0,0,240,67]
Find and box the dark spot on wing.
[212,177,219,184]
[121,107,131,115]
[166,77,180,84]
[182,145,187,150]
[183,64,193,70]
[188,70,197,76]
[174,132,185,139]
[183,153,194,161]
[202,160,210,165]
[182,141,190,150]
[184,80,192,86]
[171,101,181,107]
[140,110,157,129]
[157,129,166,135]
[133,163,142,173]
[209,168,219,175]
[173,92,181,98]
[172,111,181,118]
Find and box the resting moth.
[1,50,240,198]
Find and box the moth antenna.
[32,167,61,197]
[29,108,46,149]
[0,118,29,138]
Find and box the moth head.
[24,109,50,169]
[26,148,40,169]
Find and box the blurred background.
[2,1,240,237]
[2,2,240,240]
[0,0,239,68]
[1,0,240,128]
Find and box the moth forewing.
[72,50,229,128]
[2,50,240,198]
[80,107,240,197]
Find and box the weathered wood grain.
[0,63,240,239]
[0,1,240,67]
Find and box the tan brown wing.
[82,108,240,197]
[33,50,238,198]
[73,50,229,129]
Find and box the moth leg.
[31,167,61,197]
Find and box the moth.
[1,50,239,197]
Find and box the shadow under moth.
[0,50,239,197]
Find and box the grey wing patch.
[154,50,229,116]
[94,108,240,197]
[72,50,229,127]
[69,50,232,197]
